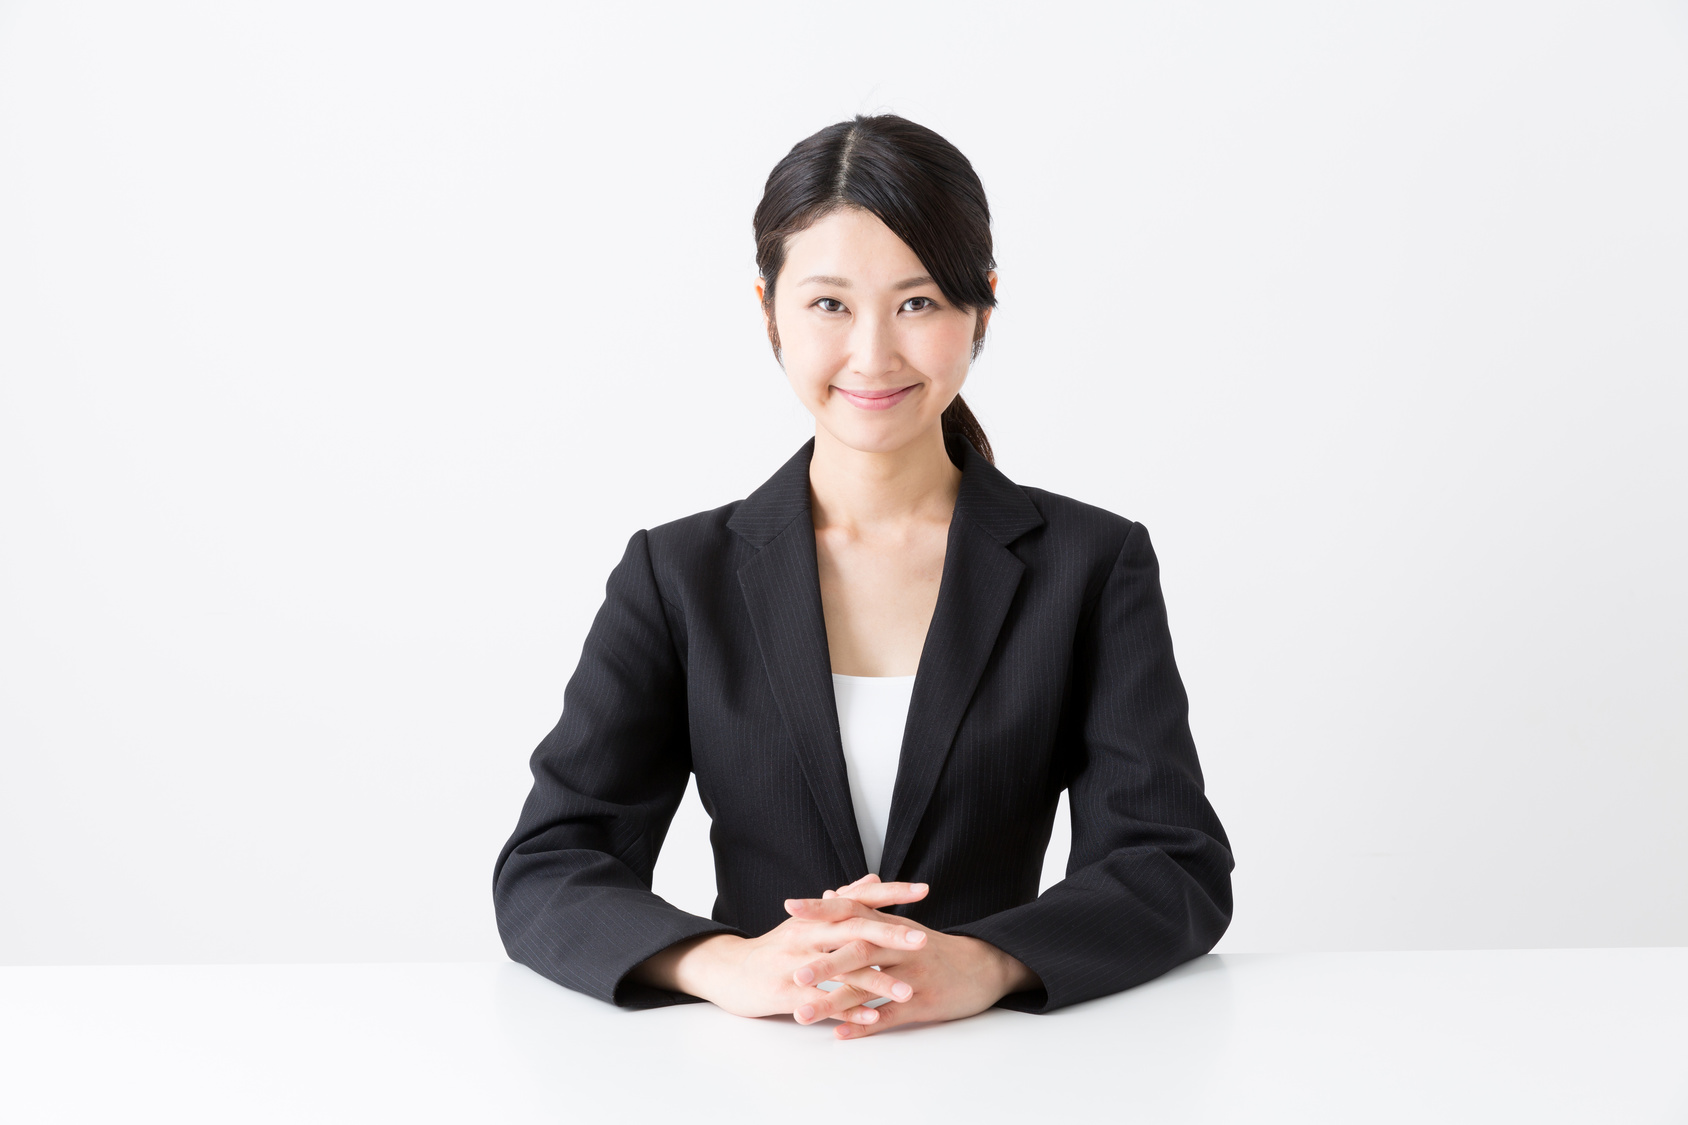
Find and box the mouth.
[834,383,918,411]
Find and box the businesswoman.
[493,114,1233,1040]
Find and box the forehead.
[781,207,927,284]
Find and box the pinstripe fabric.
[492,431,1233,1013]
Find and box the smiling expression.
[760,207,993,455]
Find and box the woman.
[493,114,1233,1040]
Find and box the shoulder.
[641,499,744,556]
[632,499,754,602]
[1007,481,1168,618]
[1015,482,1141,561]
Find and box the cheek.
[903,317,976,379]
[777,316,847,392]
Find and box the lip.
[835,384,917,410]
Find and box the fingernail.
[893,983,912,1001]
[862,1008,879,1021]
[905,930,923,945]
[913,883,929,893]
[798,1005,814,1022]
[795,968,814,985]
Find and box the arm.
[944,519,1235,1013]
[491,528,742,1009]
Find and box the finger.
[791,938,886,987]
[828,914,927,953]
[784,895,868,921]
[795,921,923,967]
[787,899,930,956]
[794,983,875,1026]
[790,894,904,921]
[832,966,915,1004]
[815,998,884,1026]
[784,896,930,943]
[834,880,930,909]
[836,999,914,1040]
[820,874,874,902]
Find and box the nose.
[847,308,901,379]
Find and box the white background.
[1,1,1683,965]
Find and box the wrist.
[955,934,1038,998]
[632,932,744,999]
[668,933,745,1001]
[994,948,1040,996]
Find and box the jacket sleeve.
[492,528,744,1009]
[945,519,1234,1013]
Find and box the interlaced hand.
[643,875,930,1026]
[786,874,1042,1040]
[633,874,1039,1038]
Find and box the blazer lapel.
[729,438,868,877]
[877,432,1044,882]
[727,431,1046,884]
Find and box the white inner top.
[830,672,917,876]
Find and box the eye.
[900,296,937,313]
[814,297,846,314]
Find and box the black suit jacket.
[493,431,1233,1013]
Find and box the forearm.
[494,853,743,1008]
[947,850,1230,1012]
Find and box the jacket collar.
[727,431,1045,883]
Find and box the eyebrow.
[795,274,937,291]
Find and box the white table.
[2,950,1684,1123]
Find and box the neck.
[807,425,962,534]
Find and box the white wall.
[1,0,1683,964]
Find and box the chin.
[826,422,925,456]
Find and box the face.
[757,207,993,456]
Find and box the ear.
[972,273,998,342]
[756,278,782,362]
